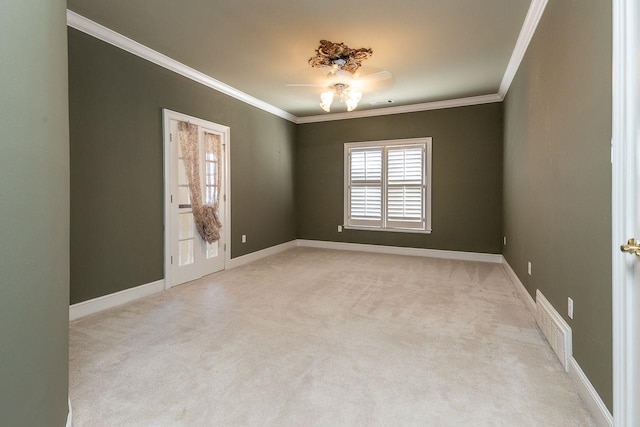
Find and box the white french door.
[163,109,230,288]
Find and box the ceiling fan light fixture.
[305,40,386,113]
[320,84,362,112]
[320,90,335,112]
[345,89,362,112]
[345,98,359,112]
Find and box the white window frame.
[344,137,432,234]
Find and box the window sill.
[344,225,432,235]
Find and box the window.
[344,138,432,233]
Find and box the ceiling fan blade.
[359,71,392,82]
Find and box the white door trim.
[162,109,231,289]
[612,0,640,425]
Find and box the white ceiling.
[66,0,533,118]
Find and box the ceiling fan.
[287,40,392,112]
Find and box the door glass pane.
[206,160,216,177]
[204,133,221,206]
[178,187,190,205]
[178,159,188,185]
[179,240,194,266]
[178,136,185,158]
[179,213,194,239]
[206,241,218,259]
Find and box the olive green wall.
[296,104,503,253]
[0,1,70,425]
[69,29,296,304]
[503,0,612,411]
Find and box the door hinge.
[170,133,173,142]
[224,244,227,251]
[223,194,226,202]
[171,194,173,203]
[171,255,173,265]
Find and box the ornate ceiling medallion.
[308,40,373,74]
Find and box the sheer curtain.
[177,121,222,243]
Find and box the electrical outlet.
[241,234,246,243]
[568,297,574,319]
[503,236,507,246]
[338,225,343,232]
[527,262,532,275]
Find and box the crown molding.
[498,0,549,98]
[295,93,503,124]
[66,10,297,123]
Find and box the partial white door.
[612,0,640,425]
[163,109,230,288]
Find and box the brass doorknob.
[620,238,640,257]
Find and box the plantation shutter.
[386,145,425,229]
[344,138,430,233]
[348,148,383,227]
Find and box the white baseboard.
[500,257,536,313]
[66,398,72,427]
[69,279,165,321]
[568,357,613,427]
[296,239,503,263]
[227,240,298,269]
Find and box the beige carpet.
[69,247,596,426]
